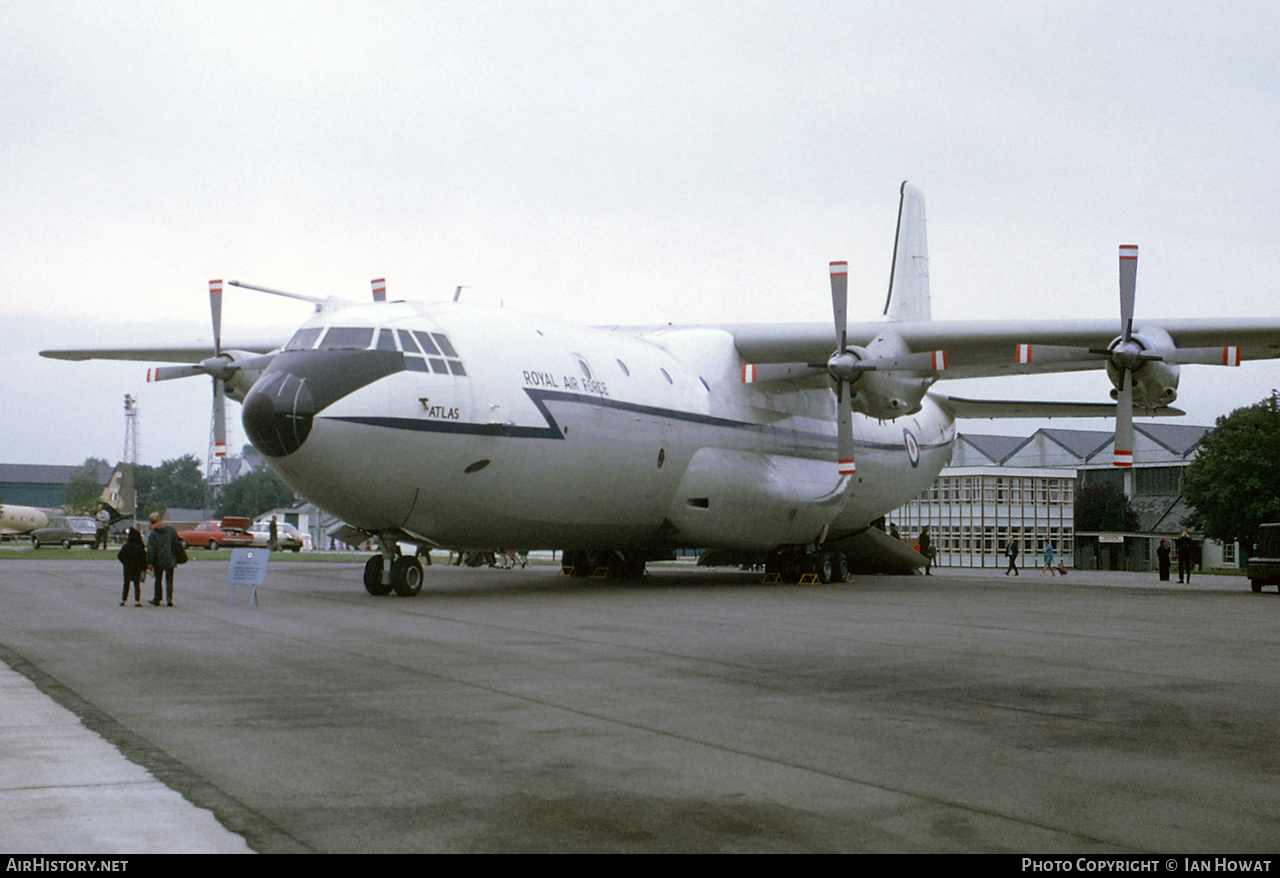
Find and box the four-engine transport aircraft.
[42,184,1280,595]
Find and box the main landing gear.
[561,549,646,579]
[764,549,848,584]
[364,533,424,597]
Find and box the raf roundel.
[903,427,920,468]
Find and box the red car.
[177,520,254,551]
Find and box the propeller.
[741,261,951,474]
[1014,245,1242,467]
[829,262,857,477]
[145,280,240,459]
[372,278,386,302]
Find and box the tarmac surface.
[1,555,1278,853]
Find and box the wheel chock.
[798,573,820,584]
[761,572,782,583]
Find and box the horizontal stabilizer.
[932,392,1183,420]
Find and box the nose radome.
[243,371,316,458]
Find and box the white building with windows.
[889,466,1075,569]
[886,424,1228,572]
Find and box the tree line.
[63,454,297,521]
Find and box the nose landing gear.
[363,533,425,597]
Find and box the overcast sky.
[5,1,1280,469]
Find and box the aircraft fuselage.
[243,301,954,554]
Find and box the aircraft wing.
[929,391,1184,420]
[39,338,285,363]
[731,318,1280,379]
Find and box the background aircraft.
[0,503,49,538]
[41,185,1280,593]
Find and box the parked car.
[247,520,306,552]
[31,516,98,549]
[177,520,254,551]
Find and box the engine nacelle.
[848,369,930,419]
[845,330,932,419]
[221,350,268,403]
[1104,326,1180,409]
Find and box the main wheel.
[815,552,834,584]
[391,556,424,597]
[833,552,848,583]
[364,555,393,596]
[1252,579,1263,593]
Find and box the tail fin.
[98,463,134,518]
[883,181,931,323]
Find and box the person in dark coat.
[919,526,932,575]
[117,528,148,606]
[146,513,179,606]
[1157,539,1172,582]
[1005,538,1020,576]
[1176,529,1195,583]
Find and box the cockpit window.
[412,331,441,356]
[376,329,396,352]
[285,327,324,351]
[406,330,466,376]
[397,330,420,353]
[432,333,458,358]
[319,327,375,350]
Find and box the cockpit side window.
[411,331,440,356]
[432,333,459,358]
[319,327,375,350]
[285,327,324,351]
[397,330,421,353]
[376,329,396,352]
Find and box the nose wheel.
[363,552,425,597]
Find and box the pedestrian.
[94,503,111,550]
[919,526,932,575]
[146,512,180,606]
[1176,529,1194,583]
[268,515,279,551]
[1005,538,1020,576]
[117,528,147,606]
[1040,542,1055,576]
[1157,539,1171,582]
[890,523,901,541]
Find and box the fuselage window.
[320,327,375,350]
[617,359,630,377]
[578,359,591,380]
[285,327,323,351]
[660,368,673,384]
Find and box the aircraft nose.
[242,370,316,457]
